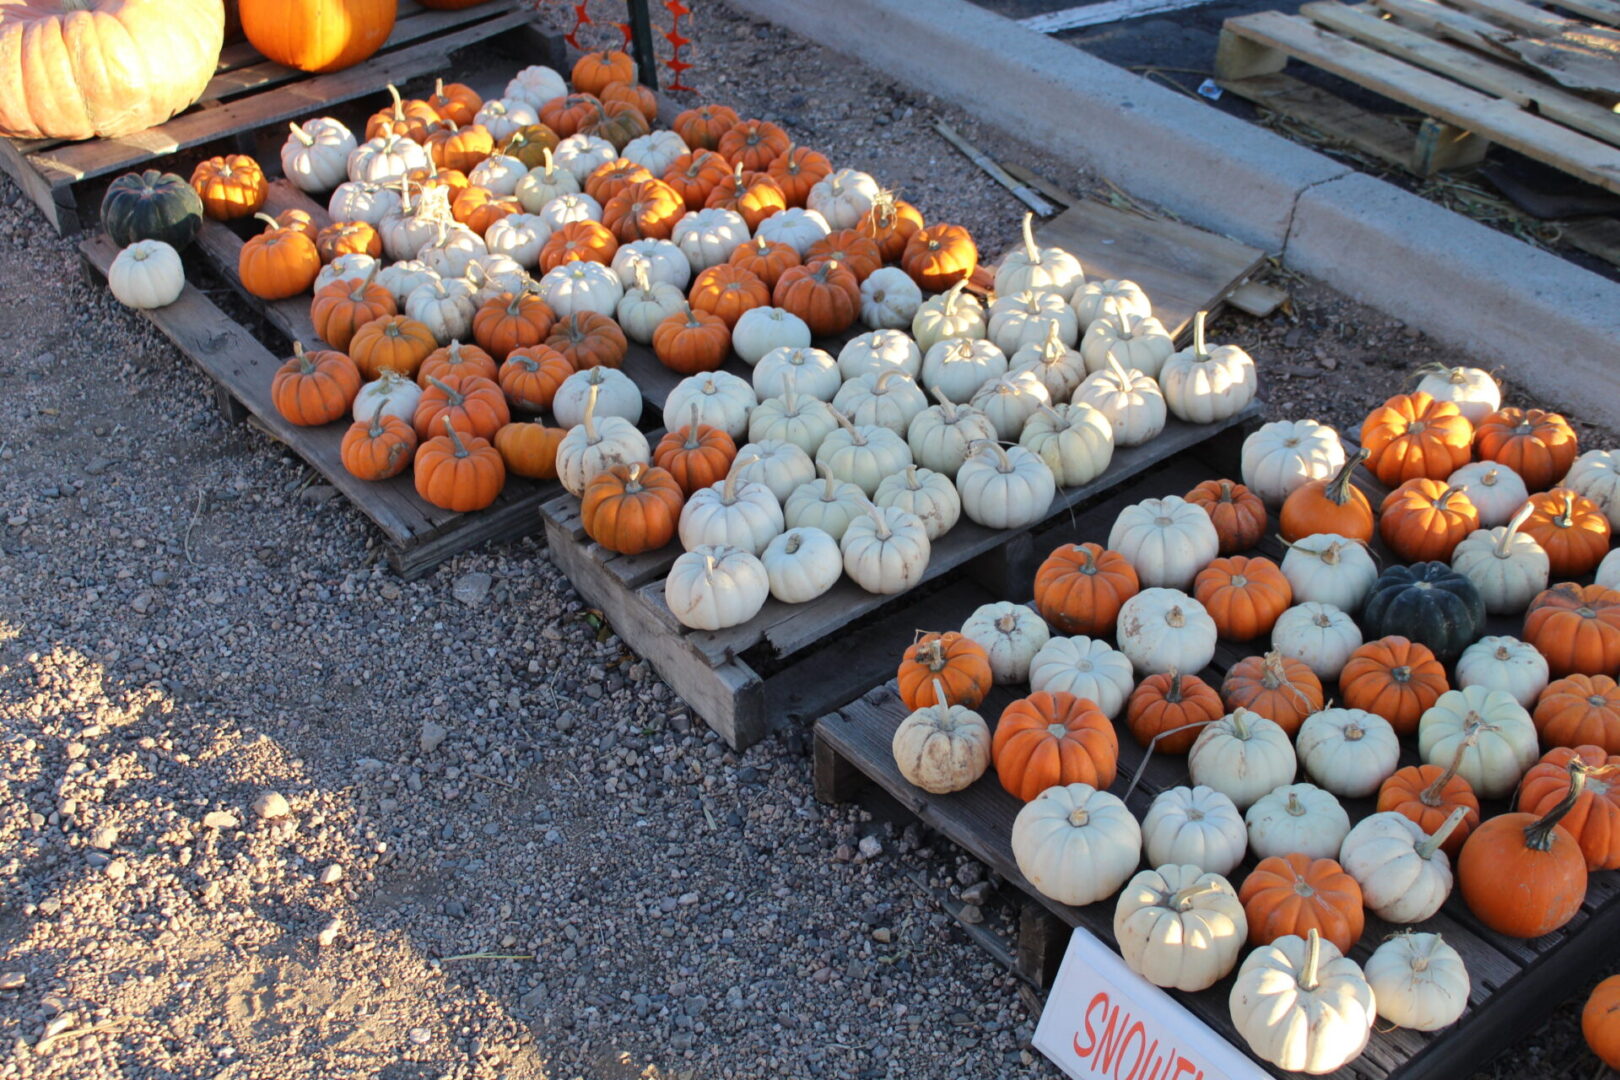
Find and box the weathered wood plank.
[1220,71,1419,168]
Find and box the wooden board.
[814,448,1620,1080]
[1220,71,1421,165]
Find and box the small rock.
[958,903,984,925]
[872,927,892,944]
[956,861,985,887]
[408,1027,432,1046]
[201,811,239,830]
[83,456,115,476]
[251,792,290,820]
[445,900,466,919]
[857,835,882,860]
[299,484,337,506]
[379,582,401,601]
[318,864,344,885]
[89,826,118,850]
[150,569,172,587]
[42,1013,76,1040]
[130,592,155,615]
[419,720,448,754]
[452,571,492,607]
[317,919,341,947]
[0,972,25,991]
[961,882,992,905]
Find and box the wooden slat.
[1305,2,1620,146]
[1444,0,1573,32]
[1373,0,1527,59]
[1220,72,1419,166]
[193,180,332,349]
[1553,0,1620,27]
[1218,11,1620,194]
[1564,215,1620,268]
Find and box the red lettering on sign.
[1074,991,1111,1059]
[1095,1003,1125,1075]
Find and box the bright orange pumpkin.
[1339,636,1449,736]
[728,236,800,290]
[805,229,884,283]
[546,312,627,370]
[340,410,416,481]
[704,162,787,230]
[689,264,770,330]
[1376,756,1480,859]
[602,178,686,242]
[901,223,978,293]
[1185,478,1267,554]
[493,421,565,480]
[672,104,741,150]
[1535,674,1620,753]
[1473,407,1578,491]
[1378,477,1479,562]
[1458,754,1589,937]
[417,340,498,387]
[191,155,266,220]
[1519,745,1620,870]
[653,305,731,375]
[539,220,618,271]
[992,692,1119,801]
[472,291,556,361]
[717,118,790,171]
[1279,448,1374,543]
[856,192,924,263]
[766,143,832,207]
[241,0,396,75]
[310,269,395,352]
[585,158,656,205]
[1361,391,1474,486]
[773,259,861,337]
[239,213,320,300]
[412,374,510,441]
[1221,651,1324,736]
[1524,583,1620,678]
[1032,542,1140,636]
[498,345,574,413]
[1584,976,1620,1070]
[1238,854,1364,954]
[663,149,732,211]
[1125,671,1223,754]
[571,49,636,96]
[1520,488,1611,578]
[1192,555,1291,641]
[582,463,685,555]
[271,343,359,426]
[414,419,505,511]
[897,632,991,711]
[349,315,437,380]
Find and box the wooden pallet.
[0,0,530,235]
[813,447,1620,1080]
[1216,0,1620,190]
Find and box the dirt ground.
[0,2,1611,1079]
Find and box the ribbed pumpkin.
[1518,745,1620,871]
[101,171,205,250]
[654,405,739,496]
[1033,542,1140,636]
[349,315,437,380]
[585,158,656,205]
[413,374,509,441]
[1361,392,1473,486]
[1221,651,1324,736]
[414,420,504,511]
[704,163,787,230]
[1585,978,1620,1071]
[427,79,483,127]
[1473,407,1578,491]
[856,192,925,263]
[310,269,396,351]
[773,259,861,336]
[805,229,884,282]
[239,213,320,299]
[602,178,686,242]
[418,341,497,387]
[546,312,627,370]
[472,291,556,361]
[191,155,267,220]
[1376,754,1480,859]
[1193,555,1291,641]
[1339,636,1449,736]
[1238,853,1364,954]
[1185,478,1267,554]
[1378,478,1479,562]
[673,104,741,151]
[275,208,318,242]
[539,220,618,271]
[340,410,416,481]
[582,100,651,153]
[600,80,657,123]
[242,0,396,74]
[498,345,573,412]
[582,463,684,555]
[1457,755,1589,938]
[663,149,732,211]
[1362,562,1484,664]
[728,236,800,290]
[653,305,730,375]
[1279,449,1373,543]
[992,692,1119,801]
[717,118,791,171]
[689,264,770,330]
[271,343,360,426]
[898,632,992,710]
[316,220,382,263]
[901,223,979,293]
[1524,583,1620,678]
[501,124,561,169]
[1519,488,1610,578]
[493,421,565,480]
[452,187,520,237]
[571,49,636,96]
[1125,671,1223,754]
[428,121,495,173]
[767,144,833,207]
[540,93,602,139]
[364,83,435,142]
[1535,674,1620,753]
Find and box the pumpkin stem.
[541,146,557,178]
[1416,805,1469,860]
[722,454,759,504]
[624,462,645,492]
[970,439,1013,474]
[931,676,951,710]
[292,341,314,374]
[1103,352,1133,388]
[903,465,921,490]
[1230,708,1251,740]
[1558,489,1576,528]
[632,260,652,295]
[1165,669,1184,703]
[288,121,314,147]
[874,369,904,395]
[930,385,960,422]
[1496,501,1535,558]
[1300,928,1323,992]
[683,403,703,451]
[867,501,893,541]
[1192,310,1208,362]
[1285,792,1306,816]
[426,374,464,407]
[386,83,406,121]
[253,212,282,232]
[817,463,840,500]
[442,417,472,458]
[1424,722,1481,806]
[831,408,867,446]
[1525,758,1589,852]
[1260,650,1288,690]
[1324,448,1369,507]
[1042,319,1064,354]
[581,382,600,444]
[368,396,391,438]
[1168,879,1223,910]
[702,551,716,576]
[940,279,968,318]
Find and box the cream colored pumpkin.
[1280,533,1377,612]
[352,370,422,425]
[616,264,686,344]
[1009,321,1087,402]
[874,465,960,541]
[1450,503,1549,614]
[1028,636,1134,720]
[553,366,641,428]
[1012,783,1141,906]
[1447,461,1529,528]
[317,253,382,294]
[473,98,540,143]
[1363,933,1470,1032]
[955,442,1056,529]
[347,133,428,184]
[468,153,527,197]
[906,390,998,478]
[920,338,1008,404]
[761,526,842,603]
[732,439,815,503]
[1188,707,1296,810]
[1242,419,1347,507]
[1080,312,1175,380]
[550,131,614,182]
[503,65,568,109]
[753,207,830,257]
[815,411,913,497]
[1116,588,1218,677]
[418,221,487,279]
[621,130,689,177]
[1108,495,1220,590]
[282,118,355,194]
[1230,930,1375,1074]
[664,545,768,630]
[108,241,183,310]
[749,382,839,455]
[538,261,624,319]
[664,372,755,440]
[1071,355,1166,448]
[995,212,1084,300]
[1296,707,1400,798]
[679,457,785,556]
[912,281,987,353]
[1339,809,1463,924]
[1416,365,1500,425]
[961,601,1051,684]
[1600,547,1620,590]
[840,504,930,595]
[556,384,650,497]
[374,260,438,307]
[987,288,1079,356]
[1071,278,1151,330]
[892,681,992,794]
[406,278,478,344]
[1563,449,1620,531]
[970,371,1051,441]
[672,208,750,271]
[1160,311,1258,424]
[1142,786,1247,876]
[838,329,922,381]
[754,346,841,402]
[462,254,529,307]
[329,180,400,226]
[1019,402,1113,489]
[611,237,690,292]
[806,168,880,229]
[1417,686,1538,799]
[515,151,581,213]
[1270,601,1363,680]
[1114,865,1246,992]
[833,371,929,437]
[377,185,451,267]
[732,306,811,367]
[782,467,867,541]
[1455,635,1548,708]
[1245,783,1351,860]
[859,267,923,330]
[483,212,551,270]
[537,191,602,231]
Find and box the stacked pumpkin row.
[880,373,1620,1074]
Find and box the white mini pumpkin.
[1601,547,1620,590]
[537,191,602,230]
[553,366,641,428]
[1108,495,1220,590]
[873,465,960,541]
[679,459,784,556]
[1242,419,1347,507]
[672,208,750,271]
[1563,449,1620,530]
[1027,636,1132,719]
[859,267,922,330]
[1450,503,1549,614]
[840,504,930,595]
[329,180,400,226]
[472,97,539,142]
[462,254,528,307]
[555,384,650,497]
[753,206,830,256]
[920,338,1008,404]
[615,264,686,344]
[1416,365,1500,425]
[970,371,1051,442]
[1230,930,1375,1075]
[611,237,690,292]
[1019,402,1113,489]
[961,602,1051,684]
[987,288,1079,356]
[754,346,841,402]
[620,130,688,177]
[1296,707,1400,798]
[1159,311,1257,424]
[912,281,987,353]
[664,545,769,630]
[1270,601,1363,680]
[1072,356,1166,448]
[1012,783,1141,907]
[108,240,183,309]
[1188,707,1296,810]
[749,385,838,456]
[550,133,615,183]
[1417,686,1538,799]
[665,371,755,440]
[806,168,880,229]
[352,370,422,424]
[838,329,922,381]
[281,117,355,193]
[782,467,867,541]
[1009,322,1087,402]
[995,211,1084,300]
[1281,533,1377,612]
[1447,461,1529,527]
[955,442,1056,530]
[761,526,842,604]
[1113,865,1246,992]
[515,151,581,213]
[732,306,811,366]
[316,252,382,294]
[1071,278,1151,329]
[538,260,623,318]
[467,153,527,197]
[1116,588,1218,677]
[406,277,478,344]
[906,390,998,478]
[347,132,428,184]
[1363,933,1470,1032]
[1245,782,1351,860]
[892,685,991,794]
[373,259,437,308]
[833,370,928,437]
[816,412,913,497]
[1079,312,1175,380]
[502,65,567,110]
[1456,635,1548,707]
[417,221,487,279]
[1339,809,1463,924]
[482,212,551,269]
[1141,786,1247,876]
[732,439,815,504]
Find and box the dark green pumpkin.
[101,170,206,251]
[1361,561,1484,663]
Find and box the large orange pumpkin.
[805,229,884,283]
[585,158,656,205]
[717,119,791,171]
[241,0,396,74]
[901,223,979,293]
[571,49,636,97]
[897,632,991,710]
[767,144,832,207]
[1520,488,1611,578]
[1339,636,1449,736]
[992,692,1119,801]
[1458,755,1589,937]
[1535,674,1620,753]
[271,343,359,427]
[663,149,732,211]
[704,163,787,230]
[1279,449,1373,543]
[582,463,684,555]
[1378,477,1479,562]
[1032,542,1139,636]
[602,178,686,242]
[349,315,437,380]
[1377,756,1481,858]
[1192,555,1291,641]
[1361,391,1474,486]
[1185,478,1267,554]
[0,0,224,141]
[1583,976,1620,1070]
[1238,853,1364,954]
[1519,745,1620,871]
[1473,407,1578,491]
[539,220,618,271]
[653,405,738,496]
[417,341,497,387]
[546,312,627,370]
[728,236,800,290]
[1125,671,1223,754]
[239,213,320,300]
[413,374,509,441]
[414,419,504,512]
[773,259,861,337]
[472,291,555,361]
[191,155,266,220]
[1524,583,1620,678]
[1221,651,1324,736]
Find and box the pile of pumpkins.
[885,370,1620,1074]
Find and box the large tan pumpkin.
[0,0,225,141]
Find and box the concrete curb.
[724,0,1620,428]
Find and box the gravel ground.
[0,3,1610,1078]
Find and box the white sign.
[1033,927,1269,1080]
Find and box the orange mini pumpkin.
[653,304,731,375]
[310,269,396,352]
[1185,478,1267,554]
[1033,542,1140,636]
[1238,854,1364,954]
[1125,671,1223,754]
[366,84,436,143]
[1339,635,1449,736]
[428,121,495,174]
[585,158,656,205]
[1518,744,1620,870]
[415,419,505,512]
[773,259,861,337]
[546,312,627,370]
[897,632,991,710]
[673,104,741,150]
[418,340,498,387]
[340,410,416,482]
[582,463,684,555]
[539,92,602,139]
[717,118,790,171]
[1585,977,1620,1071]
[426,78,482,127]
[498,345,573,412]
[275,207,318,242]
[501,124,561,169]
[1221,651,1324,736]
[1279,448,1374,543]
[1361,391,1473,486]
[349,315,437,380]
[856,191,925,263]
[689,264,770,330]
[271,342,359,427]
[413,373,510,441]
[239,212,320,300]
[539,220,619,272]
[1520,488,1610,578]
[472,291,556,361]
[1535,674,1620,753]
[1458,754,1589,938]
[493,421,565,480]
[901,223,978,293]
[191,155,266,220]
[728,235,799,290]
[1473,407,1578,491]
[571,49,636,96]
[315,220,382,263]
[704,163,787,230]
[663,149,731,211]
[1524,583,1620,678]
[766,143,832,207]
[599,80,657,123]
[1193,555,1291,641]
[653,404,738,495]
[992,691,1119,801]
[1378,477,1479,562]
[602,178,685,242]
[452,186,520,237]
[1376,752,1481,859]
[805,229,884,283]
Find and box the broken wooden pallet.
[0,0,529,235]
[814,446,1620,1080]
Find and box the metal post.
[627,0,660,91]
